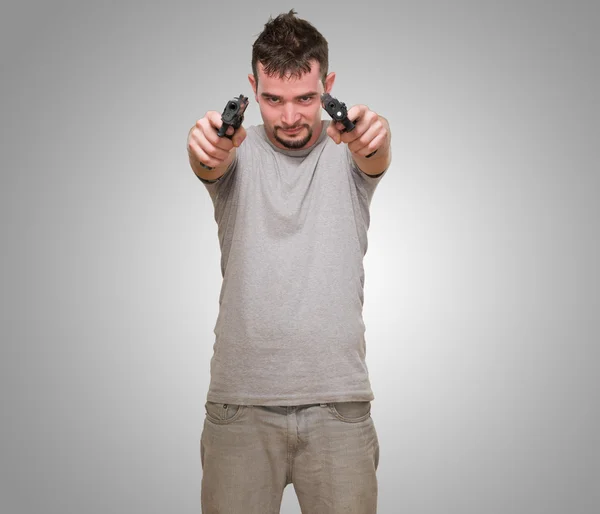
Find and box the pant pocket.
[205,401,246,424]
[329,401,371,423]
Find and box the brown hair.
[251,9,329,85]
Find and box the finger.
[193,131,231,162]
[231,125,247,147]
[213,134,236,152]
[346,104,367,127]
[340,120,364,144]
[353,131,385,158]
[327,120,342,144]
[198,122,235,153]
[200,140,231,162]
[346,112,380,148]
[348,119,378,152]
[207,111,239,141]
[215,123,236,139]
[188,139,218,169]
[335,121,346,133]
[206,110,224,130]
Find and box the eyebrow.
[260,92,319,100]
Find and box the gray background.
[1,0,599,513]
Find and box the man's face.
[248,61,335,151]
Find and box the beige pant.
[200,401,380,513]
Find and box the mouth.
[279,126,303,135]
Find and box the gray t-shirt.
[198,120,387,406]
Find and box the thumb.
[232,125,247,147]
[326,121,342,144]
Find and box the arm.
[187,96,248,182]
[326,105,392,176]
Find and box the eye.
[298,96,313,103]
[267,97,280,104]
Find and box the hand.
[187,111,247,170]
[326,104,389,158]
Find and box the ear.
[248,74,258,101]
[324,72,336,94]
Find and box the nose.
[282,103,301,127]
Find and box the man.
[186,9,391,514]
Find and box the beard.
[274,124,313,149]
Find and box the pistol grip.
[217,123,232,138]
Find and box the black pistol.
[199,94,249,170]
[321,93,376,158]
[217,94,249,138]
[321,93,355,132]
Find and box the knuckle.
[190,128,201,143]
[202,152,217,166]
[189,140,201,156]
